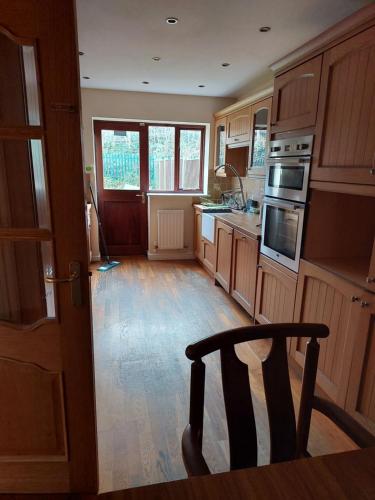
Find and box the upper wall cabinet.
[248,97,272,177]
[271,56,322,133]
[312,26,375,186]
[226,106,251,145]
[214,116,227,168]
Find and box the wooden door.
[231,231,259,316]
[0,0,97,493]
[291,260,359,406]
[194,209,203,262]
[226,106,251,145]
[345,293,375,434]
[255,255,297,324]
[202,239,216,275]
[215,221,233,292]
[248,97,272,177]
[214,116,227,168]
[312,26,375,185]
[94,120,148,256]
[271,56,322,133]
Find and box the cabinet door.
[255,255,297,324]
[194,210,203,261]
[312,26,375,185]
[215,221,233,292]
[248,97,272,177]
[291,260,360,406]
[202,239,216,275]
[271,56,322,133]
[346,294,375,434]
[226,106,251,145]
[214,116,227,169]
[231,231,259,316]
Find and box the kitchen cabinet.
[291,260,361,407]
[254,255,297,325]
[226,106,251,146]
[202,240,216,275]
[248,97,272,177]
[312,26,375,186]
[271,56,322,133]
[214,116,227,168]
[345,294,375,434]
[215,220,233,292]
[231,231,259,316]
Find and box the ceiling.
[76,0,371,98]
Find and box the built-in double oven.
[260,136,313,272]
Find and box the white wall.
[81,88,235,259]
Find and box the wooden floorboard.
[90,256,356,493]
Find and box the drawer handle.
[360,301,369,308]
[366,276,375,283]
[257,264,263,270]
[351,296,360,302]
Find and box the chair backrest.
[182,323,329,476]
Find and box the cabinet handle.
[351,295,360,302]
[257,264,263,269]
[240,236,247,240]
[366,276,375,283]
[371,153,375,174]
[360,301,369,308]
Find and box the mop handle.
[89,184,111,264]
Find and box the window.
[148,124,205,192]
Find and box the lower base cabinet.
[202,239,216,275]
[231,230,259,316]
[255,255,297,325]
[290,260,367,408]
[215,221,233,292]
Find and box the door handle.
[136,192,146,204]
[45,261,82,306]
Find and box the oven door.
[265,157,310,203]
[260,197,305,273]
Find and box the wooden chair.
[182,323,375,476]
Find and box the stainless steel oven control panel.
[269,135,314,157]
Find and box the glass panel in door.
[101,129,140,190]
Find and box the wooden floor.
[91,257,356,493]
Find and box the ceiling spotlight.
[221,62,230,67]
[152,56,161,61]
[259,26,271,32]
[82,76,90,79]
[198,84,205,88]
[166,16,179,25]
[142,81,150,85]
[79,51,85,56]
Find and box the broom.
[89,184,120,272]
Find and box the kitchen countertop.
[214,212,262,240]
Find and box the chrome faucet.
[214,163,246,211]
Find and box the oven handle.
[266,158,311,167]
[263,197,305,211]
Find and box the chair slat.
[220,345,258,470]
[262,337,296,463]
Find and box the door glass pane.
[216,124,225,167]
[0,240,55,326]
[149,126,175,191]
[0,139,50,228]
[251,109,267,168]
[101,130,140,190]
[179,129,201,190]
[264,205,298,259]
[0,32,40,126]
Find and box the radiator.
[157,209,184,250]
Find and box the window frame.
[147,123,205,194]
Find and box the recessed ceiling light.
[259,26,271,32]
[142,81,150,85]
[152,56,161,61]
[166,16,179,25]
[221,62,230,67]
[82,76,90,79]
[198,85,205,88]
[79,51,85,56]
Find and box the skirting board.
[147,250,195,261]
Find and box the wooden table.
[84,447,375,500]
